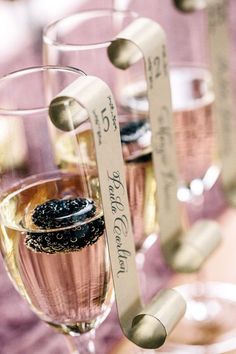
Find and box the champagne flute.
[43,9,159,260]
[120,65,218,203]
[110,1,236,352]
[0,65,113,354]
[42,9,219,295]
[55,114,157,253]
[112,0,220,202]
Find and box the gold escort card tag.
[174,0,206,12]
[108,17,221,273]
[49,75,186,349]
[174,0,236,205]
[207,0,236,205]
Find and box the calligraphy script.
[208,2,232,156]
[214,55,232,154]
[107,170,131,278]
[208,1,227,33]
[147,44,168,92]
[153,106,177,212]
[93,95,118,146]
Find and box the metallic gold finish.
[108,18,222,273]
[108,39,142,70]
[173,0,207,12]
[168,220,221,273]
[129,315,167,349]
[49,78,89,131]
[130,289,186,349]
[206,1,236,207]
[49,75,186,349]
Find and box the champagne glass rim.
[43,8,139,50]
[0,65,85,115]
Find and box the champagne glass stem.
[66,331,96,354]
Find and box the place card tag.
[108,17,221,273]
[173,0,206,12]
[173,0,236,204]
[49,75,186,349]
[207,0,236,204]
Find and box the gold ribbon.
[108,17,222,273]
[49,75,186,349]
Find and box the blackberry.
[120,120,150,144]
[25,197,105,254]
[32,198,96,228]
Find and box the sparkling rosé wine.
[120,67,217,188]
[54,68,216,253]
[0,173,113,335]
[56,125,158,250]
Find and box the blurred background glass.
[112,0,221,204]
[0,65,114,354]
[0,0,113,75]
[108,1,236,353]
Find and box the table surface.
[110,204,236,354]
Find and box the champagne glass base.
[177,165,220,203]
[158,282,236,353]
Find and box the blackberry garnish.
[120,120,150,144]
[32,198,96,228]
[25,197,105,254]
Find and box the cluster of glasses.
[0,1,236,354]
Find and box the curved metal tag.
[207,0,236,205]
[49,75,186,349]
[108,17,222,273]
[173,0,207,12]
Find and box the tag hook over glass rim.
[49,74,186,349]
[173,0,207,12]
[108,17,222,274]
